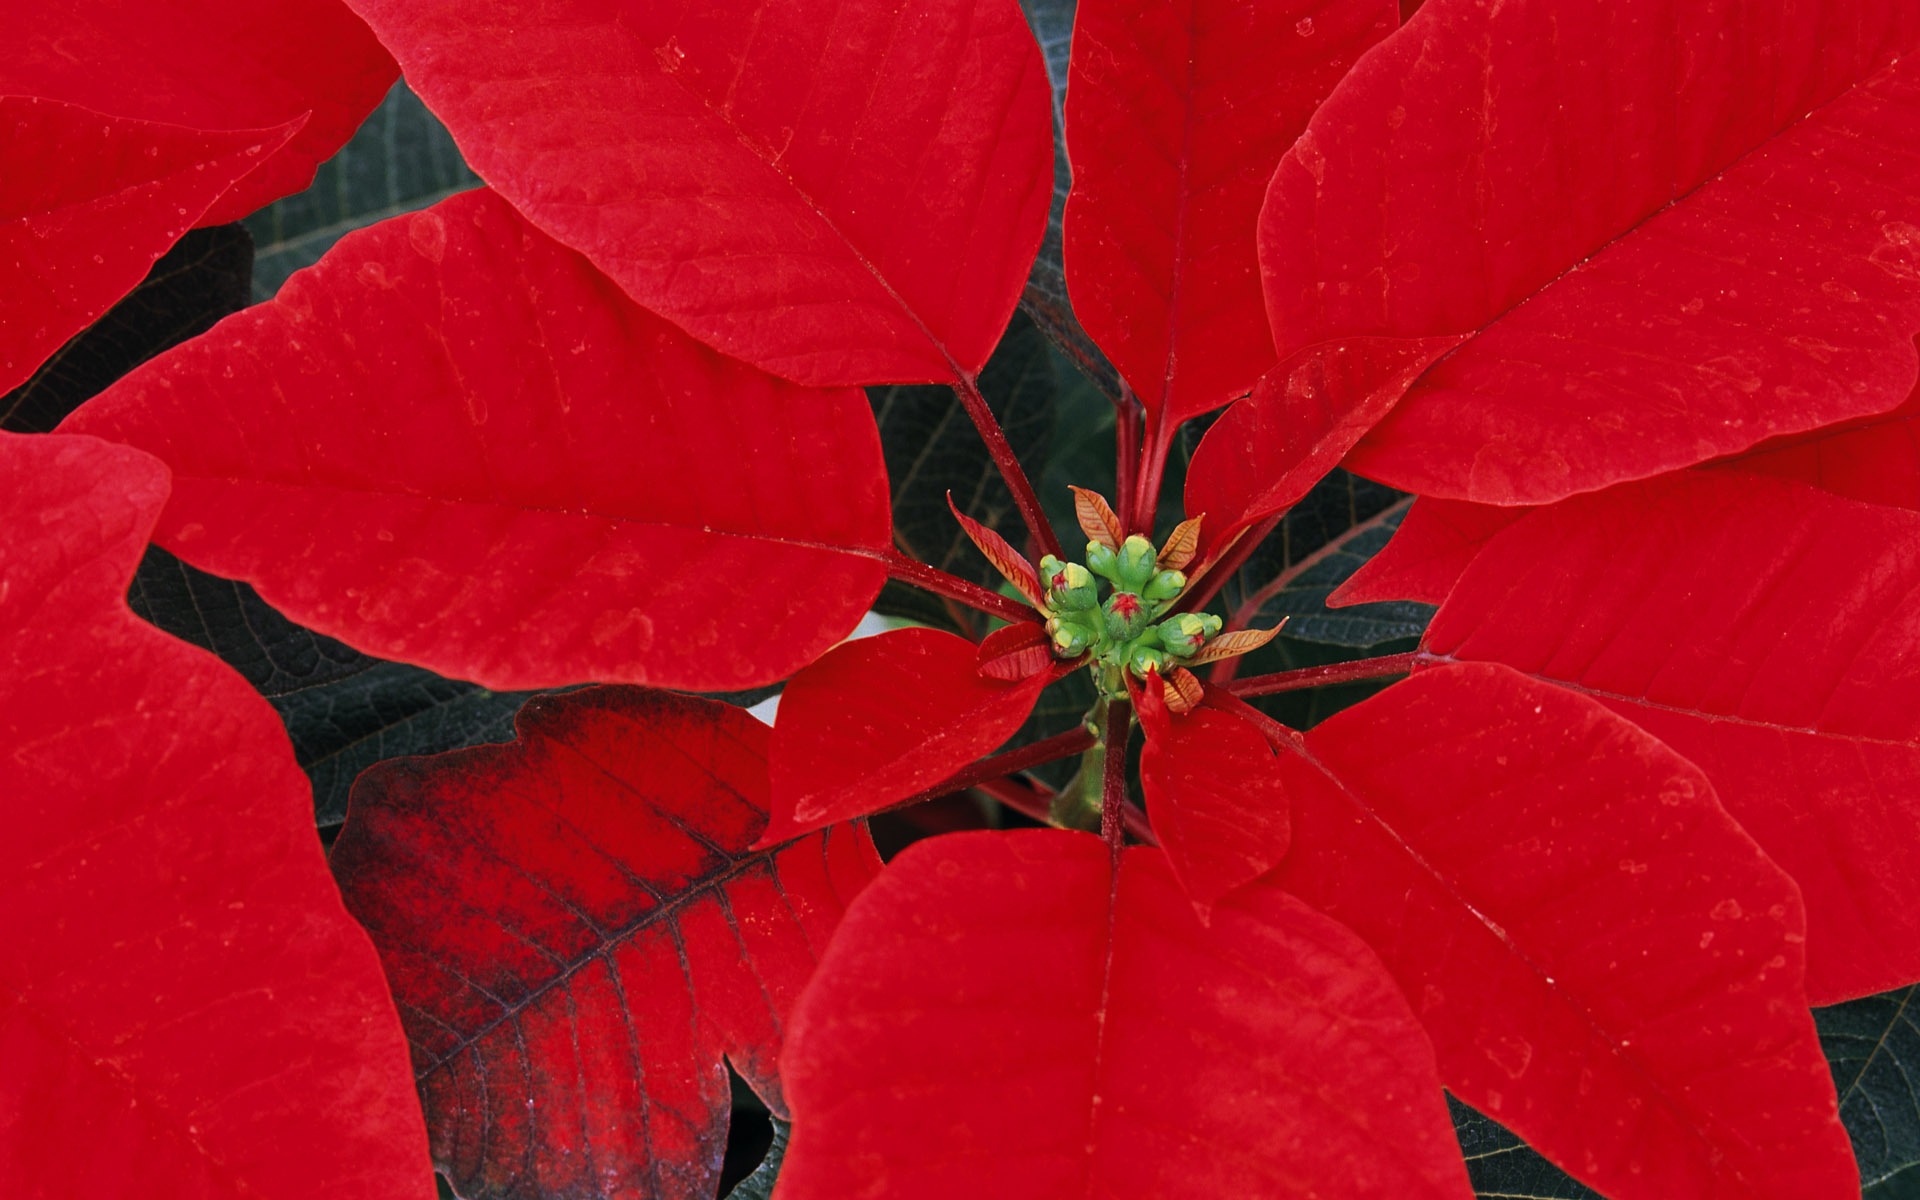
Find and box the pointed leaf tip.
[1158,513,1204,570]
[947,491,1045,608]
[1186,622,1286,666]
[1070,484,1126,548]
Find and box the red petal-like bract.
[63,189,890,692]
[1185,336,1456,553]
[0,97,297,394]
[1732,364,1920,510]
[1265,0,1920,504]
[1328,496,1523,608]
[0,433,431,1198]
[1272,662,1853,1199]
[767,627,1054,839]
[6,0,396,221]
[330,687,880,1200]
[1063,0,1396,426]
[1425,471,1920,1003]
[344,0,1052,387]
[778,830,1473,1199]
[1136,679,1292,920]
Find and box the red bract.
[0,433,431,1198]
[331,688,880,1199]
[12,0,1920,1193]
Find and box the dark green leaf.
[724,1117,791,1200]
[1820,985,1920,1193]
[1016,0,1123,399]
[244,81,476,299]
[2,225,252,432]
[871,312,1055,632]
[1450,1097,1601,1200]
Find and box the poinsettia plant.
[8,0,1920,1196]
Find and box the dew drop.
[1295,16,1315,35]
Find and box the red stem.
[952,373,1062,561]
[883,549,1032,625]
[1222,651,1427,698]
[1131,408,1175,537]
[975,755,1157,845]
[1181,513,1282,615]
[1100,697,1133,851]
[886,726,1096,813]
[1114,382,1142,533]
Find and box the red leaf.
[0,432,430,1198]
[1271,662,1855,1200]
[1727,353,1920,510]
[1184,336,1457,554]
[0,97,299,394]
[6,0,396,221]
[1137,685,1292,920]
[778,830,1473,1198]
[1064,0,1397,425]
[949,494,1045,608]
[1425,469,1920,1002]
[63,189,890,692]
[1327,496,1524,607]
[331,686,880,1200]
[767,627,1055,840]
[1264,0,1920,503]
[976,620,1054,681]
[343,0,1052,387]
[1069,483,1127,548]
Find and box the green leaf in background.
[724,1117,792,1200]
[1450,1098,1601,1200]
[127,547,537,824]
[3,224,253,432]
[1820,985,1920,1195]
[871,312,1056,633]
[1016,0,1123,399]
[1231,491,1431,648]
[244,81,477,299]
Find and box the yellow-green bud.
[1041,558,1098,610]
[1103,591,1153,641]
[1142,568,1186,603]
[1085,540,1121,582]
[1115,535,1158,590]
[1128,644,1171,678]
[1158,612,1220,657]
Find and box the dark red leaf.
[1271,661,1855,1199]
[1185,336,1456,554]
[1136,680,1292,919]
[766,627,1055,840]
[1425,470,1920,1002]
[330,686,880,1200]
[1264,0,1920,503]
[0,432,430,1198]
[1327,496,1524,607]
[778,830,1473,1198]
[6,0,396,221]
[0,97,297,394]
[976,620,1054,681]
[344,0,1052,387]
[1064,0,1396,426]
[63,189,890,692]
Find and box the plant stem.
[952,373,1062,561]
[1181,513,1281,614]
[1223,651,1427,697]
[1114,381,1142,532]
[883,549,1032,624]
[1131,408,1174,536]
[1101,697,1132,851]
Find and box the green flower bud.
[1084,540,1121,583]
[1103,591,1153,642]
[1157,613,1210,656]
[1142,568,1186,604]
[1048,615,1095,657]
[1115,535,1158,591]
[1129,644,1171,678]
[1042,559,1098,610]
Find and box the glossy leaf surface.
[1731,369,1920,511]
[1264,0,1920,503]
[767,628,1055,839]
[1064,0,1395,424]
[331,687,880,1200]
[0,432,431,1198]
[6,0,397,221]
[1136,682,1292,919]
[1425,470,1920,1002]
[1,98,294,394]
[64,188,890,691]
[1273,662,1854,1199]
[347,0,1053,386]
[779,830,1473,1198]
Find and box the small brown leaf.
[948,492,1044,607]
[1164,667,1205,713]
[1158,514,1204,570]
[1185,623,1286,666]
[1070,485,1126,549]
